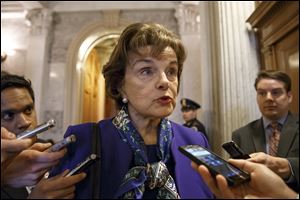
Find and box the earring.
[122,98,128,104]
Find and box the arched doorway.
[82,34,119,122]
[63,20,127,130]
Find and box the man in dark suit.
[232,70,299,192]
[180,98,208,140]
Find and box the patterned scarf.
[112,106,180,199]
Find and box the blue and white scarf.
[112,106,180,199]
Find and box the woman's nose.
[156,72,169,90]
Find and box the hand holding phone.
[222,141,250,159]
[179,145,250,186]
[65,154,99,177]
[45,134,76,152]
[17,119,55,139]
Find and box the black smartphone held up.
[65,154,99,177]
[222,141,251,159]
[17,119,55,139]
[178,145,250,186]
[45,134,76,152]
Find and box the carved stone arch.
[63,17,129,130]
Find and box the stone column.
[209,1,261,156]
[174,2,261,157]
[24,9,53,123]
[172,2,202,124]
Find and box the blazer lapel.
[170,123,214,198]
[277,113,298,157]
[252,119,267,153]
[170,127,186,195]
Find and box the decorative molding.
[64,21,126,128]
[175,3,200,35]
[102,10,120,28]
[263,14,298,47]
[246,1,298,38]
[246,1,277,28]
[25,9,53,35]
[246,1,299,70]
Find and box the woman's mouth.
[157,96,172,105]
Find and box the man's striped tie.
[269,122,281,156]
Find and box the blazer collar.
[277,113,298,157]
[252,119,267,153]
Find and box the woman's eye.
[167,67,178,77]
[140,67,153,76]
[168,69,177,76]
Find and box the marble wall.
[1,18,29,75]
[45,9,179,142]
[1,2,261,155]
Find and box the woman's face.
[123,46,179,119]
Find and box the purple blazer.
[50,119,213,199]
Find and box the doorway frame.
[64,21,125,130]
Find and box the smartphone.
[178,145,250,186]
[222,141,250,159]
[17,119,55,139]
[45,134,76,152]
[65,154,99,177]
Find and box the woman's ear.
[119,86,128,100]
[120,89,128,104]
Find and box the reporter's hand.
[2,143,67,188]
[228,159,296,198]
[192,159,297,199]
[249,152,291,179]
[28,170,86,199]
[191,162,237,198]
[1,127,33,163]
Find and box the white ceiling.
[1,1,46,18]
[1,1,24,12]
[1,1,45,12]
[1,1,181,13]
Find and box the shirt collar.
[262,113,288,129]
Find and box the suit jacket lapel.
[170,123,214,198]
[252,119,267,153]
[278,113,298,157]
